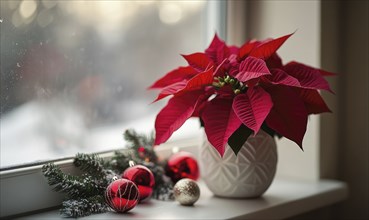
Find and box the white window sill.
[18,178,348,220]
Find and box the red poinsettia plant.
[149,33,334,157]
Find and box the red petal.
[320,69,336,76]
[178,68,214,94]
[294,88,331,114]
[205,34,230,65]
[228,54,240,77]
[239,40,260,59]
[182,53,213,72]
[202,97,242,157]
[152,81,187,103]
[152,68,214,103]
[207,33,224,50]
[265,86,308,149]
[192,92,213,117]
[266,53,283,69]
[228,45,239,55]
[233,87,273,134]
[264,68,301,87]
[212,58,228,77]
[235,56,271,82]
[249,33,293,60]
[154,91,202,145]
[284,61,334,93]
[149,66,197,89]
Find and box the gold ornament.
[173,178,200,206]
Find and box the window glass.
[0,0,206,168]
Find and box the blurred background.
[0,1,368,219]
[1,0,206,167]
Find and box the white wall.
[246,0,321,181]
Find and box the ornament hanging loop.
[172,146,180,154]
[129,160,136,167]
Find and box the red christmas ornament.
[166,151,199,183]
[122,162,155,201]
[105,178,139,213]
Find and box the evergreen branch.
[139,131,155,147]
[152,181,174,201]
[73,153,106,178]
[124,129,141,148]
[124,129,157,163]
[102,169,120,185]
[41,129,174,217]
[123,129,154,149]
[142,161,166,187]
[103,150,133,174]
[60,195,108,218]
[73,153,119,185]
[42,163,64,186]
[141,161,174,201]
[42,163,105,199]
[57,174,103,198]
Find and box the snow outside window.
[0,0,207,169]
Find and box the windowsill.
[18,178,348,219]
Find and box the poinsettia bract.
[149,33,334,157]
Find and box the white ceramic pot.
[200,130,278,198]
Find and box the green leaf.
[261,122,282,138]
[227,124,252,156]
[199,118,204,127]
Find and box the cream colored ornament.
[173,178,200,206]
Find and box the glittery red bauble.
[105,179,139,213]
[122,165,155,201]
[166,151,199,183]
